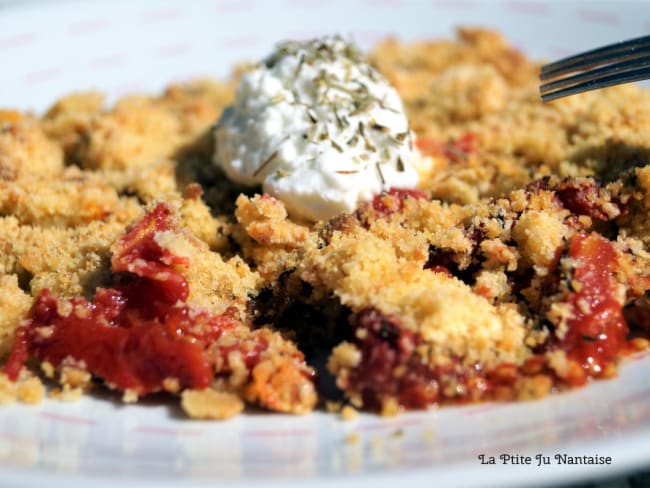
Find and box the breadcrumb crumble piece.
[0,119,64,181]
[340,405,359,421]
[181,389,244,420]
[0,373,16,404]
[0,274,32,358]
[0,370,44,405]
[17,376,45,404]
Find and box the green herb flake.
[397,156,405,172]
[270,93,286,105]
[376,162,386,185]
[347,134,359,146]
[253,150,279,177]
[331,140,344,153]
[294,53,306,78]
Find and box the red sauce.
[2,203,239,395]
[371,188,428,215]
[554,232,628,384]
[346,308,439,409]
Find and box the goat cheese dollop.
[214,35,423,221]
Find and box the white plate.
[2,0,650,486]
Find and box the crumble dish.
[1,28,650,418]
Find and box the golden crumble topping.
[1,27,650,418]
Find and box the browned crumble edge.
[1,27,650,418]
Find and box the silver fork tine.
[540,35,650,80]
[540,34,650,102]
[541,66,650,102]
[541,55,650,93]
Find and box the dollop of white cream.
[214,35,423,221]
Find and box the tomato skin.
[2,204,237,395]
[3,327,29,381]
[554,233,628,385]
[111,203,190,304]
[3,290,219,393]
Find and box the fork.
[539,34,650,102]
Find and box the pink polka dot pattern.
[0,0,645,112]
